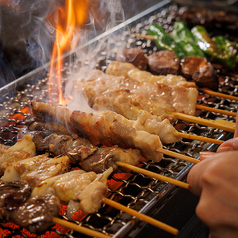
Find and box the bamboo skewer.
[171,112,235,133]
[103,197,179,236]
[53,217,111,238]
[118,162,190,189]
[196,104,236,117]
[157,147,200,164]
[175,132,224,145]
[201,89,238,102]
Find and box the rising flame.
[49,0,89,105]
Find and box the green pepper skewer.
[172,21,205,57]
[191,26,236,69]
[148,24,186,59]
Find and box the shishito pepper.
[148,24,186,59]
[172,21,205,57]
[191,26,236,69]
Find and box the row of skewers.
[1,18,238,238]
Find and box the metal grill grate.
[0,1,237,237]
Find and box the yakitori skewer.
[156,147,200,164]
[201,89,238,102]
[195,104,237,117]
[171,112,235,133]
[53,217,111,238]
[103,197,179,236]
[175,132,224,145]
[118,162,190,189]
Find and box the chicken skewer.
[106,61,237,119]
[0,142,179,236]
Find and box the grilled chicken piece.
[0,180,31,221]
[116,47,148,70]
[93,89,176,122]
[71,110,163,162]
[0,135,36,175]
[2,154,70,189]
[180,57,219,90]
[81,146,141,173]
[106,61,196,87]
[77,67,198,116]
[97,110,181,144]
[11,194,60,234]
[148,50,180,75]
[32,168,113,216]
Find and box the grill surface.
[0,1,237,237]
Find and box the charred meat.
[116,47,148,70]
[11,194,60,234]
[0,180,31,221]
[180,56,219,90]
[81,146,141,173]
[148,50,180,75]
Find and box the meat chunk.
[0,180,31,221]
[97,110,181,144]
[180,56,219,90]
[0,135,36,175]
[81,146,141,173]
[70,110,163,162]
[148,50,180,75]
[11,194,60,234]
[116,48,148,70]
[2,154,70,189]
[32,168,113,216]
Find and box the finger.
[217,137,238,153]
[199,151,215,161]
[234,112,238,138]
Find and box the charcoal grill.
[0,0,237,237]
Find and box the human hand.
[187,151,238,238]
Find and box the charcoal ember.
[0,180,31,221]
[11,194,60,234]
[116,48,148,70]
[180,56,219,90]
[148,50,180,75]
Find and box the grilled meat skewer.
[0,180,60,234]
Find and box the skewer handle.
[53,217,111,238]
[157,147,200,164]
[172,112,235,133]
[196,104,236,117]
[118,162,190,189]
[176,132,224,145]
[202,89,238,102]
[103,197,179,235]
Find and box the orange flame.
[49,0,89,105]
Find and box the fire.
[49,0,89,105]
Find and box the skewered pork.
[116,47,148,70]
[180,56,219,90]
[96,110,182,144]
[148,50,180,75]
[71,110,163,162]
